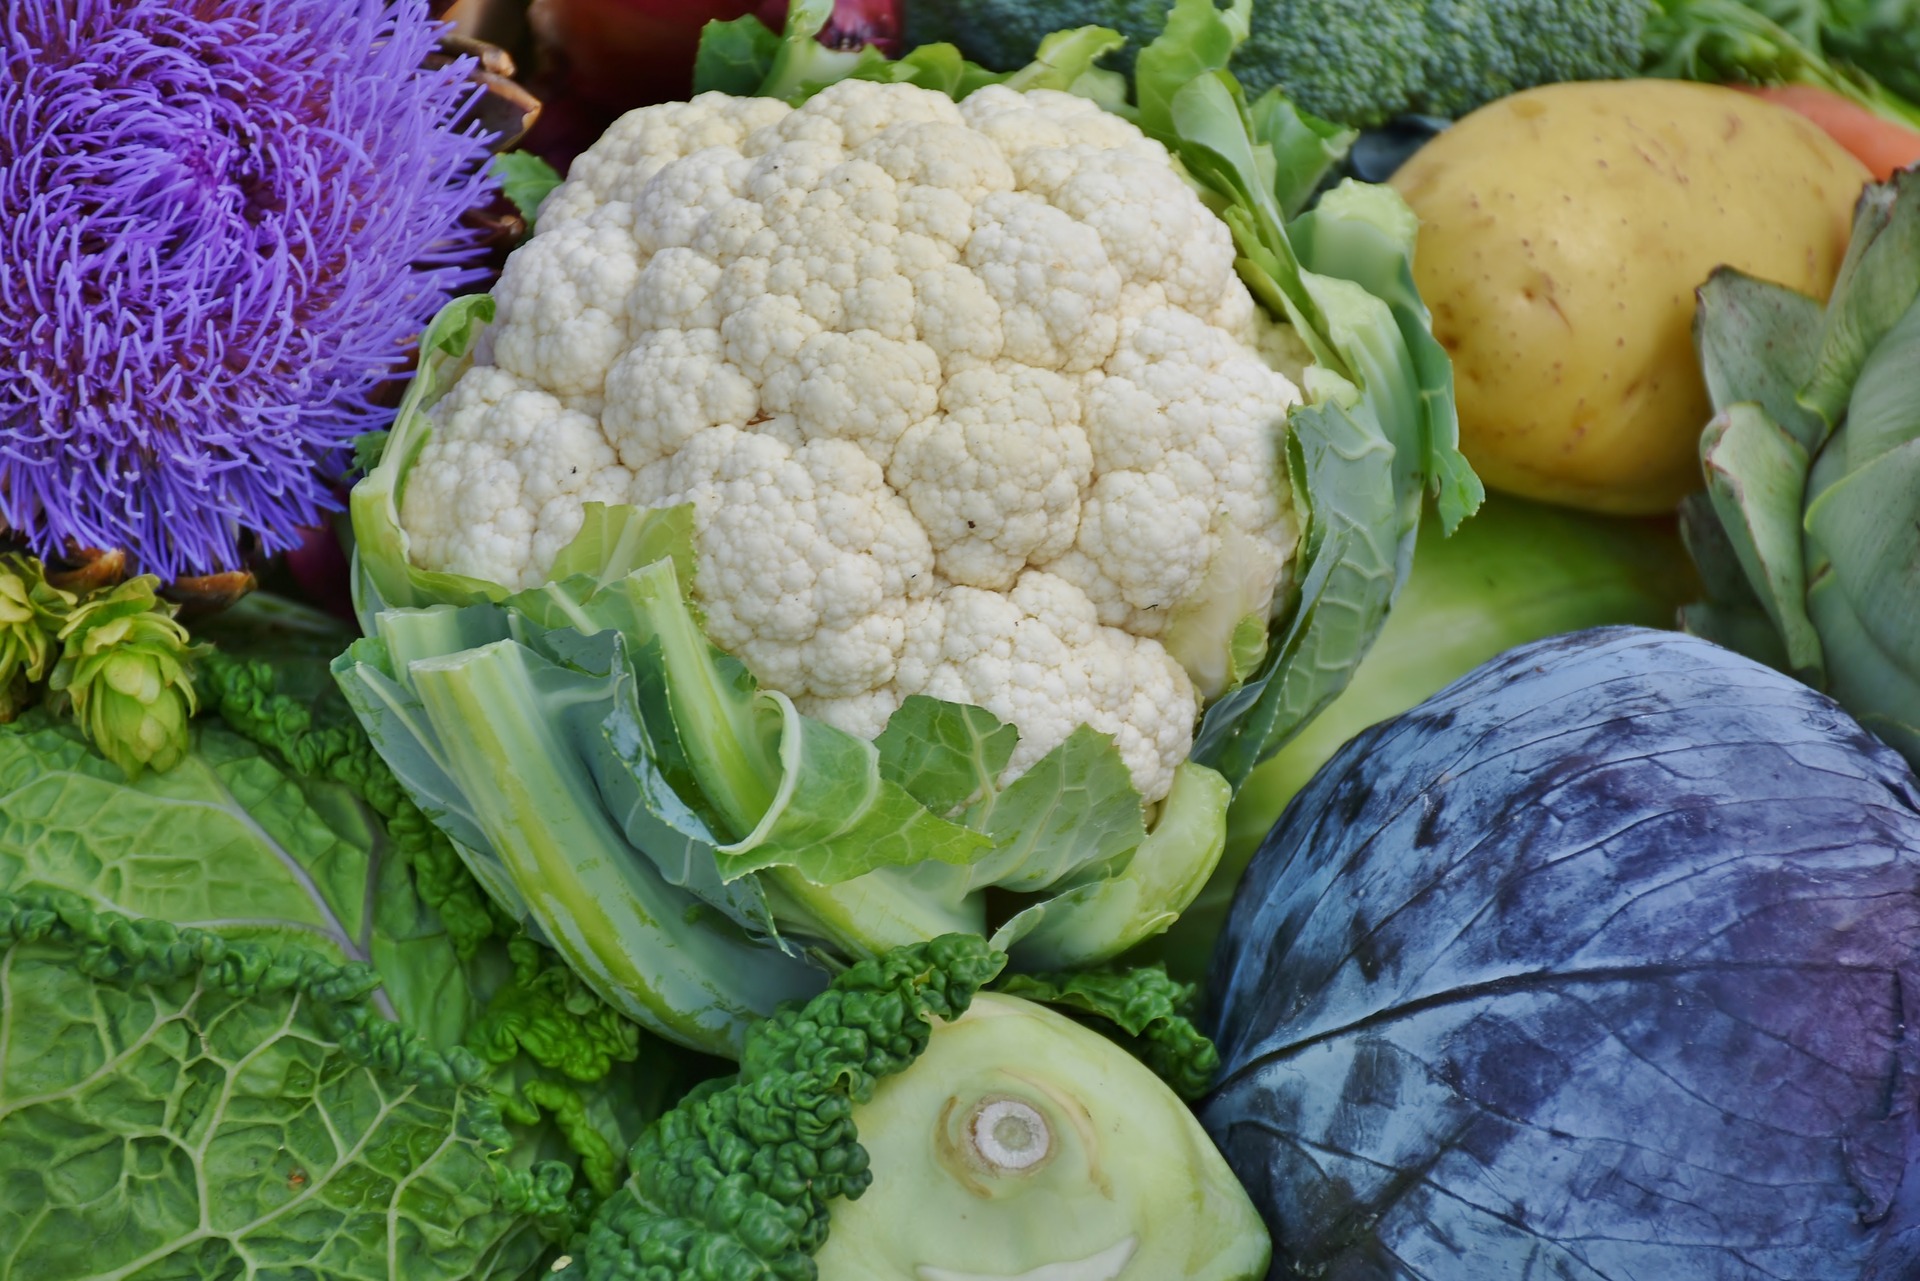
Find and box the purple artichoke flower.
[0,0,498,580]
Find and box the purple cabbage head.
[0,0,497,580]
[1204,626,1920,1280]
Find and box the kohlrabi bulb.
[814,992,1269,1281]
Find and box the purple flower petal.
[0,0,498,578]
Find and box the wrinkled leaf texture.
[0,714,557,1280]
[1205,627,1920,1280]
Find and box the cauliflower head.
[400,80,1301,803]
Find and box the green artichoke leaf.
[1678,491,1765,612]
[1801,169,1920,429]
[1677,601,1795,672]
[1693,266,1827,451]
[1805,548,1920,764]
[1803,432,1920,698]
[1701,403,1824,681]
[1836,295,1920,472]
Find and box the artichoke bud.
[49,575,201,777]
[0,554,77,722]
[1686,169,1920,769]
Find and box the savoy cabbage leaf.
[0,650,681,1279]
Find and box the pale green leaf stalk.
[48,574,199,778]
[0,554,72,721]
[996,760,1230,969]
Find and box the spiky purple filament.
[0,0,498,579]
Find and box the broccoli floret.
[571,935,1005,1279]
[1412,0,1646,118]
[905,0,1648,126]
[905,0,1166,70]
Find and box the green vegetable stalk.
[1646,0,1920,129]
[1684,168,1920,767]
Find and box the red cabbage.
[1204,626,1920,1280]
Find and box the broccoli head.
[905,0,1648,127]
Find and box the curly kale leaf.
[995,964,1221,1100]
[574,935,1006,1280]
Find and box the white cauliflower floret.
[401,79,1304,802]
[483,219,645,404]
[632,427,935,705]
[403,367,630,589]
[890,365,1090,590]
[909,572,1197,802]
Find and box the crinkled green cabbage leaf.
[0,655,679,1279]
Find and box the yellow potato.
[1392,80,1868,514]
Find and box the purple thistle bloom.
[0,0,498,580]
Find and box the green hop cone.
[50,575,201,777]
[0,554,75,721]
